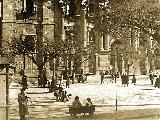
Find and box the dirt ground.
[10,108,160,120]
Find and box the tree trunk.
[38,66,43,87]
[117,54,122,74]
[36,0,43,85]
[139,58,147,75]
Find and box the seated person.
[72,96,82,108]
[85,98,93,107]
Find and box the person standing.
[18,89,28,120]
[54,89,59,102]
[101,72,104,84]
[149,73,154,85]
[154,75,160,88]
[19,69,28,90]
[66,78,70,88]
[132,74,136,85]
[22,74,28,90]
[114,73,117,83]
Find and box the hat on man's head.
[87,98,91,101]
[75,96,79,100]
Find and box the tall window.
[0,2,1,18]
[103,34,106,50]
[23,0,34,14]
[16,0,35,20]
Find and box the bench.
[69,105,95,116]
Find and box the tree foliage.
[95,0,160,43]
[11,36,64,68]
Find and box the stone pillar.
[61,16,65,41]
[83,13,87,48]
[86,28,90,45]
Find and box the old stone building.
[1,0,159,80]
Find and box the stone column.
[86,28,90,45]
[83,13,87,48]
[61,16,65,41]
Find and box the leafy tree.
[63,27,98,75]
[11,36,64,86]
[92,0,160,74]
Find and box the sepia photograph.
[0,0,160,120]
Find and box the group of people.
[121,74,137,86]
[100,70,138,87]
[100,71,120,84]
[71,96,93,116]
[72,96,93,108]
[54,84,71,102]
[149,73,160,88]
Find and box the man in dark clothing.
[154,75,160,88]
[101,72,104,84]
[121,74,129,87]
[22,75,28,90]
[66,79,70,88]
[149,73,154,85]
[132,74,136,85]
[114,73,117,83]
[19,69,28,90]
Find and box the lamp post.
[21,34,26,70]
